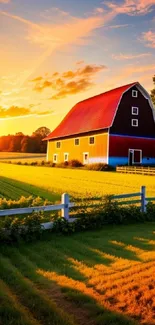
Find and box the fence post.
[141,186,146,213]
[61,193,69,220]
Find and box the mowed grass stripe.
[0,280,39,325]
[1,247,137,325]
[0,176,60,201]
[0,255,75,325]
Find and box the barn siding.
[47,132,108,164]
[109,134,155,166]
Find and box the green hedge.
[0,198,155,244]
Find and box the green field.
[0,223,155,325]
[0,163,154,199]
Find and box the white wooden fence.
[0,186,155,230]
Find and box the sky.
[0,0,155,136]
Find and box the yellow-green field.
[0,163,154,199]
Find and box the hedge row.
[3,160,115,171]
[0,198,155,244]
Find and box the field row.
[0,223,155,325]
[0,163,155,199]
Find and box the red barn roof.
[44,82,137,140]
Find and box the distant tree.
[32,127,51,138]
[151,75,155,106]
[0,126,50,153]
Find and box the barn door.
[128,149,142,165]
[133,150,142,164]
[83,152,89,164]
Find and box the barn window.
[132,107,139,115]
[131,119,138,127]
[56,141,61,148]
[132,90,138,98]
[64,153,69,162]
[75,138,79,146]
[53,154,58,163]
[89,137,95,145]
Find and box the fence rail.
[0,187,155,230]
[116,166,155,176]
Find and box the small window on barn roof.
[75,138,80,146]
[132,90,138,98]
[56,141,61,148]
[132,107,139,115]
[131,119,138,127]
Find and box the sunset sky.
[0,0,155,136]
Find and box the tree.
[32,127,51,138]
[151,75,155,106]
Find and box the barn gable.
[110,84,155,138]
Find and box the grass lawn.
[0,163,155,199]
[0,223,155,325]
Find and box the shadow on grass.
[1,223,155,325]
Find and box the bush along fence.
[0,186,155,243]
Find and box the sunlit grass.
[0,223,155,325]
[0,163,155,199]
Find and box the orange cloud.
[30,76,43,82]
[0,105,51,118]
[0,0,10,2]
[31,64,106,98]
[51,78,93,100]
[141,31,155,48]
[0,106,31,118]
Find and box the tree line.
[0,127,50,153]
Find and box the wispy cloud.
[0,105,51,118]
[141,30,155,48]
[106,23,130,29]
[104,0,155,16]
[0,9,112,86]
[103,63,155,91]
[31,64,107,98]
[112,52,152,60]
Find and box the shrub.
[68,159,83,167]
[56,161,69,168]
[30,161,38,166]
[85,163,115,171]
[0,212,43,243]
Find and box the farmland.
[0,223,155,325]
[0,163,155,199]
[0,152,46,163]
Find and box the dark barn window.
[75,138,79,145]
[56,141,61,148]
[89,136,95,144]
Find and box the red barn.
[44,82,155,166]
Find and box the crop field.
[0,163,154,199]
[0,152,46,162]
[0,223,155,325]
